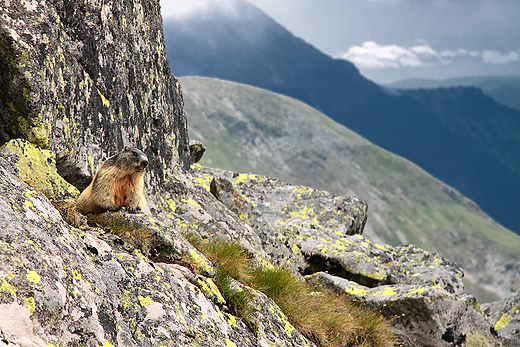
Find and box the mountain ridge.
[164,0,520,235]
[385,75,520,111]
[180,75,520,302]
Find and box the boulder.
[483,289,520,347]
[189,140,206,164]
[191,165,501,346]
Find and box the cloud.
[341,41,439,69]
[160,0,209,17]
[342,41,520,69]
[481,50,520,64]
[439,49,480,58]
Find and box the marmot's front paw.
[126,207,142,214]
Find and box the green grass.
[185,234,396,347]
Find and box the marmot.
[77,146,148,214]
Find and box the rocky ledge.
[0,139,509,346]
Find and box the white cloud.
[481,50,520,64]
[440,49,480,58]
[160,0,209,17]
[343,41,520,69]
[342,41,438,69]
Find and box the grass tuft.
[184,233,257,323]
[185,234,396,347]
[51,200,85,228]
[87,213,154,252]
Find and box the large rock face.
[0,0,189,191]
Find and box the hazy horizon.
[160,0,520,84]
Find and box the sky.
[160,0,520,84]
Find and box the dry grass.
[183,233,258,323]
[51,200,85,228]
[185,234,396,347]
[87,213,154,252]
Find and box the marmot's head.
[119,146,148,172]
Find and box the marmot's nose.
[141,160,148,168]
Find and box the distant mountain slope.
[163,0,520,235]
[385,76,520,111]
[181,76,520,302]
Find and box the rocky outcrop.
[0,145,503,346]
[191,165,501,346]
[0,156,317,347]
[1,0,189,193]
[483,290,520,347]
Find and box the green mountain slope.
[180,76,520,303]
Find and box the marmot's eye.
[133,151,138,157]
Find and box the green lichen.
[465,331,490,347]
[376,287,397,297]
[166,199,176,213]
[103,339,116,347]
[0,278,17,296]
[225,339,237,347]
[97,87,110,108]
[26,270,41,284]
[192,170,213,191]
[197,277,226,305]
[188,248,214,275]
[342,281,368,298]
[182,197,203,210]
[235,173,260,185]
[23,296,36,314]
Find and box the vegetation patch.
[51,200,85,228]
[185,233,396,347]
[87,212,154,252]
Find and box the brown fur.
[77,146,148,214]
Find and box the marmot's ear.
[124,146,129,151]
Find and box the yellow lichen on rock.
[0,139,79,200]
[495,312,513,330]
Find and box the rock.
[0,138,79,200]
[0,0,189,193]
[191,165,369,268]
[483,289,520,347]
[192,165,501,347]
[189,140,206,164]
[0,155,317,347]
